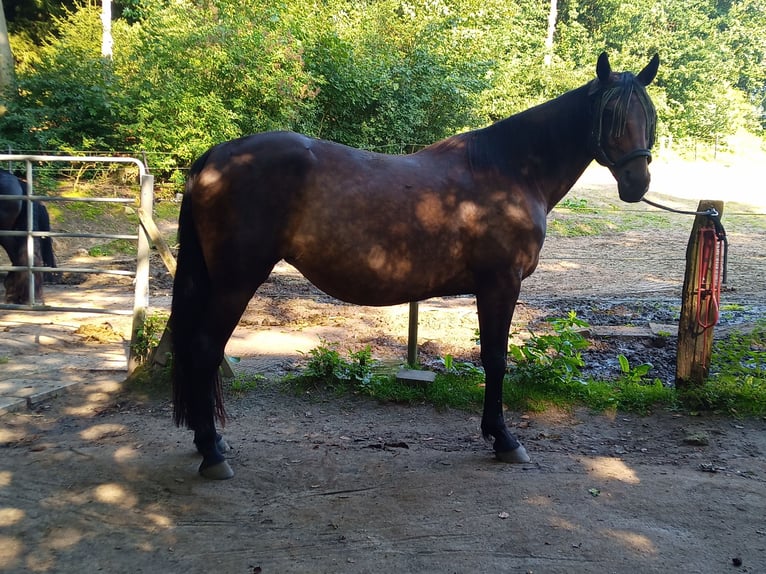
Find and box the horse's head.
[589,53,659,203]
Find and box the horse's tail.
[35,203,58,278]
[171,149,226,428]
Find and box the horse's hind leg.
[183,286,261,479]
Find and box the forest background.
[1,0,764,182]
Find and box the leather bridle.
[589,73,656,169]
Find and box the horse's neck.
[499,86,594,211]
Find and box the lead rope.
[641,197,728,285]
[642,197,728,367]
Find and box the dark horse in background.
[171,53,660,479]
[0,168,57,304]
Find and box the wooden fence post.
[128,173,154,374]
[675,200,724,387]
[407,301,419,366]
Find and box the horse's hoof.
[199,459,234,480]
[496,444,531,463]
[216,435,231,453]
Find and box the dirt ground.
[1,165,765,573]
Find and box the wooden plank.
[396,368,436,388]
[136,208,177,277]
[675,200,724,387]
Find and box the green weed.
[507,311,589,387]
[558,197,596,213]
[231,373,266,394]
[286,317,764,419]
[294,341,380,393]
[88,239,136,257]
[130,311,169,365]
[679,320,766,416]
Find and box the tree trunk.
[544,0,557,67]
[0,0,17,97]
[101,0,113,58]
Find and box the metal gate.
[0,154,155,372]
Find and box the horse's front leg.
[476,280,531,463]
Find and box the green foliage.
[287,316,766,418]
[616,354,653,384]
[296,0,492,149]
[508,311,590,386]
[679,321,766,416]
[130,311,169,366]
[4,1,765,170]
[87,239,135,257]
[558,197,595,212]
[296,340,380,393]
[231,373,266,394]
[504,312,675,413]
[2,7,132,152]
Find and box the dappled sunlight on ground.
[0,403,183,572]
[604,529,658,556]
[585,456,641,484]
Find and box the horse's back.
[183,130,545,305]
[0,169,23,229]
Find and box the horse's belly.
[287,256,472,307]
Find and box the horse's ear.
[637,54,660,86]
[596,52,611,82]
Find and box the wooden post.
[128,173,153,374]
[407,301,419,366]
[676,200,724,387]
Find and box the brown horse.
[171,52,659,479]
[0,169,57,304]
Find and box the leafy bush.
[679,321,766,416]
[297,341,379,392]
[1,7,132,152]
[508,311,590,387]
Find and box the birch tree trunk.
[101,0,113,58]
[544,0,557,67]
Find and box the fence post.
[675,200,724,387]
[128,173,154,373]
[24,160,37,304]
[407,301,419,366]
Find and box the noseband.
[589,73,656,169]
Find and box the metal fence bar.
[0,154,147,176]
[0,303,134,315]
[0,231,138,240]
[0,155,155,373]
[0,195,136,204]
[0,265,135,276]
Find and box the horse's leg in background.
[476,277,531,463]
[2,199,46,304]
[1,236,43,304]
